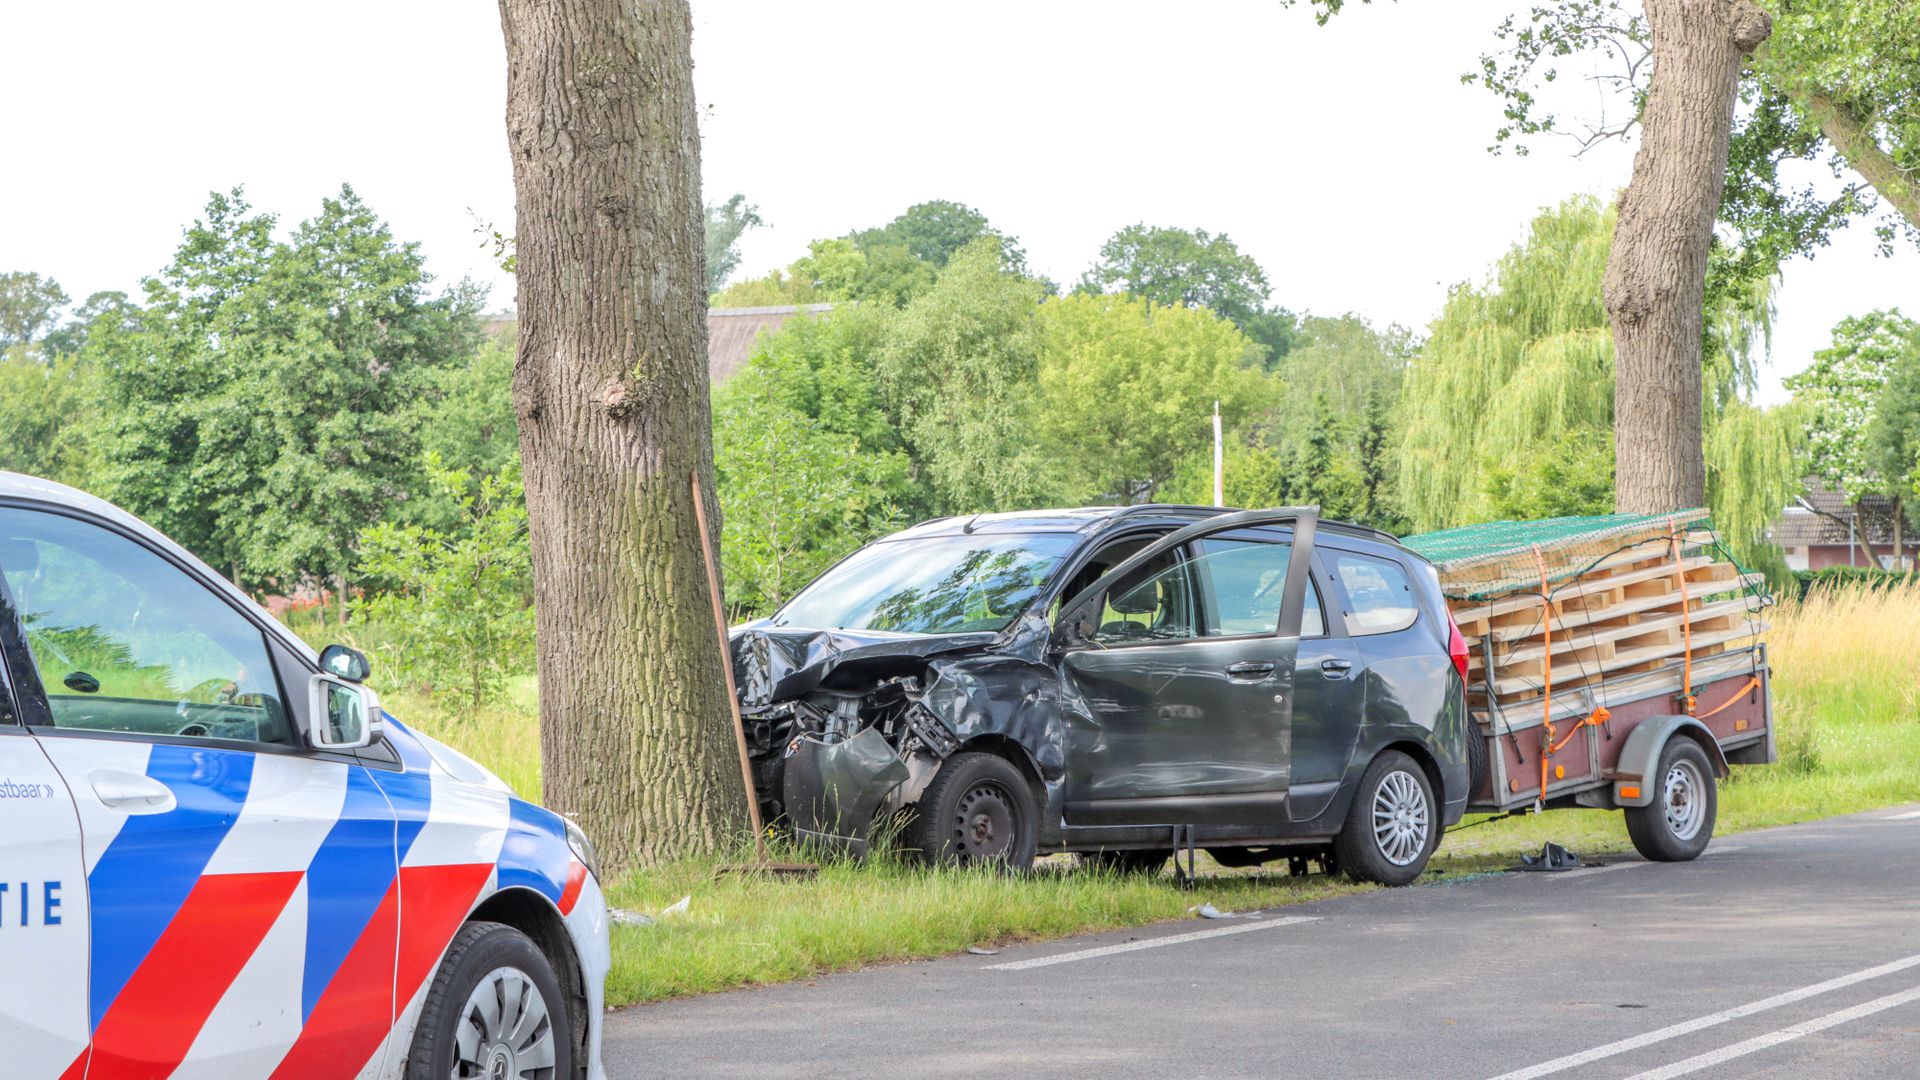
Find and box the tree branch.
[1801,90,1920,232]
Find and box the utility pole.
[1212,400,1224,507]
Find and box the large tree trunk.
[1606,0,1772,514]
[499,0,746,871]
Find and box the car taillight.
[1447,614,1470,683]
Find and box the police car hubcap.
[455,966,555,1079]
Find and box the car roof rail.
[1097,503,1402,546]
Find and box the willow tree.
[1398,197,1800,566]
[499,0,746,869]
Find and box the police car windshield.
[773,532,1078,635]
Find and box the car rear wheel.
[910,751,1038,870]
[1335,751,1438,887]
[1625,738,1717,862]
[406,920,572,1080]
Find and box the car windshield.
[772,532,1080,635]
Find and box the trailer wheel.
[1625,738,1717,862]
[1335,751,1437,887]
[910,752,1038,870]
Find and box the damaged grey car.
[731,505,1471,886]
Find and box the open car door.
[1052,508,1320,826]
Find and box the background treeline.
[4,188,1915,704]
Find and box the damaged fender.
[782,727,911,854]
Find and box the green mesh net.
[1401,509,1714,601]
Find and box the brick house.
[1770,479,1918,571]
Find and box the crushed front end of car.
[731,620,1062,854]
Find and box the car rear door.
[0,503,400,1079]
[1056,509,1319,825]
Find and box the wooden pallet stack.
[1432,516,1770,710]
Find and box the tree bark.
[499,0,746,871]
[1607,0,1772,514]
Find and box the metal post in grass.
[691,470,818,880]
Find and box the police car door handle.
[88,770,177,814]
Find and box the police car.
[0,472,609,1080]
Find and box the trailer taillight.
[1447,614,1470,683]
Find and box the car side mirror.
[1055,602,1098,649]
[308,674,383,750]
[319,643,371,683]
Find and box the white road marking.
[1883,809,1920,820]
[1623,982,1920,1080]
[1486,951,1920,1080]
[983,916,1319,971]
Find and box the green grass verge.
[303,583,1920,1009]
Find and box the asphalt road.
[603,806,1920,1079]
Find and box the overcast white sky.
[3,1,1912,403]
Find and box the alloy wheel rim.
[1371,770,1430,867]
[453,965,556,1080]
[1663,759,1706,841]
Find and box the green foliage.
[356,458,533,708]
[1033,294,1270,501]
[416,333,522,515]
[1078,224,1297,364]
[1465,0,1919,304]
[1856,312,1920,499]
[1397,196,1792,559]
[852,199,1022,272]
[1398,196,1617,529]
[1484,428,1615,521]
[0,348,100,484]
[0,271,70,349]
[84,186,485,592]
[1786,310,1918,496]
[713,367,906,616]
[876,239,1058,513]
[712,200,1030,311]
[704,193,763,294]
[1792,566,1920,599]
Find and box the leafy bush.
[1792,566,1920,599]
[355,457,534,707]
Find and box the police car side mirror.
[319,643,371,683]
[308,674,383,750]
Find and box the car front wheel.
[1335,750,1438,886]
[910,751,1039,870]
[406,920,573,1080]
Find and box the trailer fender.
[1612,716,1729,807]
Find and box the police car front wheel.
[406,920,573,1080]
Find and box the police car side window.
[0,508,293,746]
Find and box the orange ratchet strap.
[1670,519,1696,714]
[1694,675,1762,721]
[1532,543,1611,803]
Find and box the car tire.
[405,920,574,1080]
[1078,848,1172,876]
[910,751,1038,870]
[1335,750,1438,887]
[1625,738,1717,862]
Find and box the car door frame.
[0,495,410,1076]
[0,495,392,766]
[1050,507,1321,825]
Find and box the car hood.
[730,623,1000,705]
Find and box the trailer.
[1402,511,1775,860]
